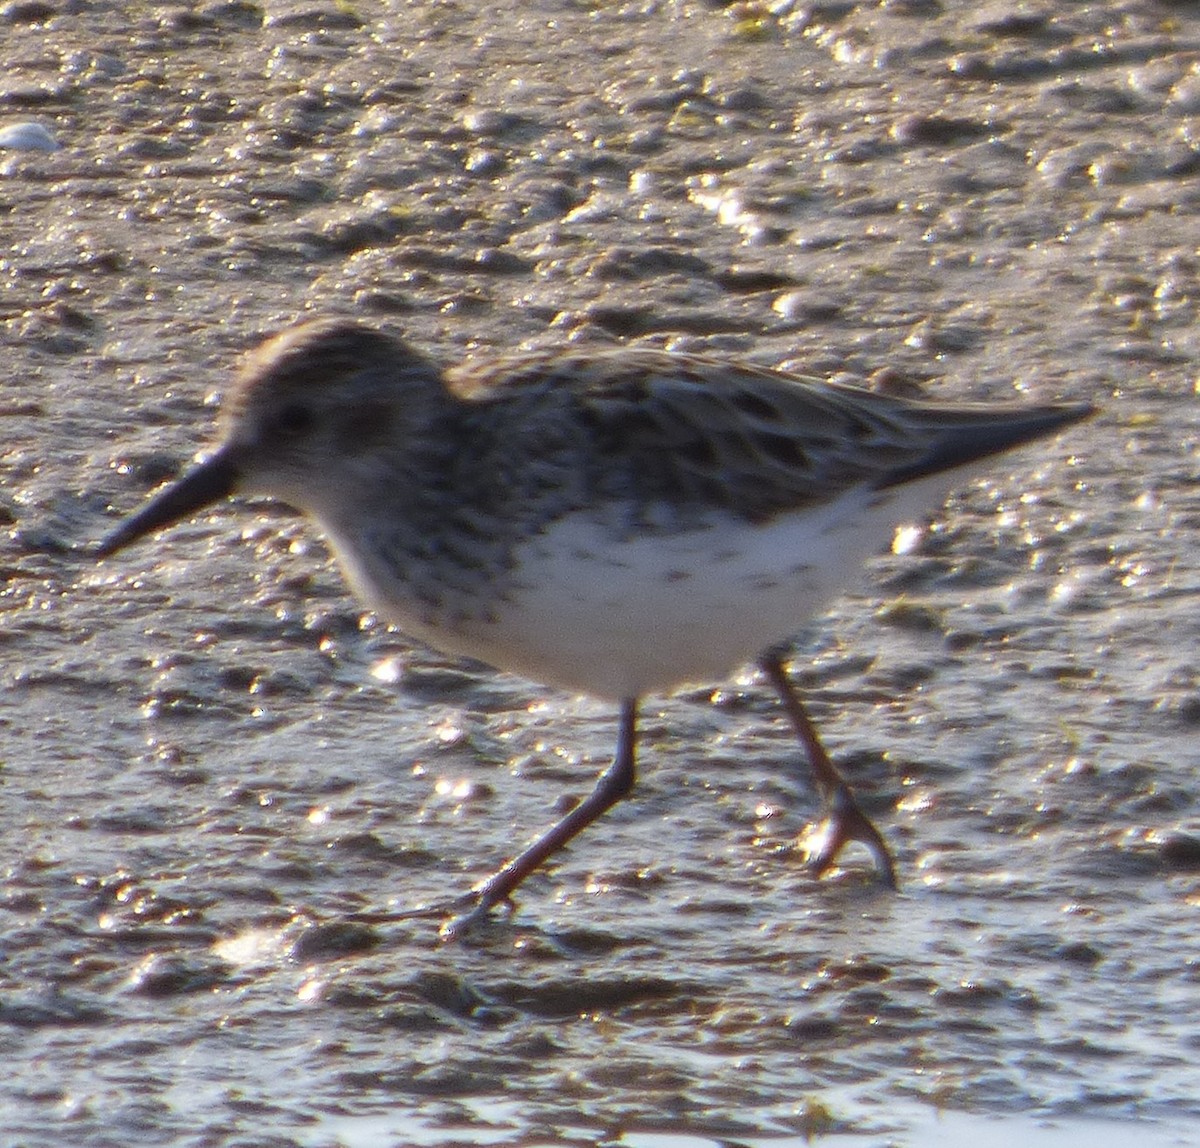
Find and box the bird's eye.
[274,402,315,438]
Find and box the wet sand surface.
[2,1,1199,1145]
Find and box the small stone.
[893,114,996,147]
[461,109,529,137]
[772,289,845,322]
[973,8,1052,37]
[1,1,58,22]
[1160,832,1200,871]
[0,121,58,151]
[464,148,506,176]
[290,921,381,960]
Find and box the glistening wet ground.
[2,2,1198,1145]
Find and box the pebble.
[0,121,58,151]
[1159,831,1200,871]
[892,114,996,147]
[772,289,846,322]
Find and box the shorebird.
[97,318,1092,937]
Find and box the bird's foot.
[805,785,898,889]
[437,886,516,942]
[341,886,516,941]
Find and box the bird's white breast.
[348,473,962,701]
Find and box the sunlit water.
[3,1,1199,1145]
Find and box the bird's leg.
[441,697,639,940]
[758,650,898,887]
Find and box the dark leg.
[758,651,897,887]
[441,697,640,939]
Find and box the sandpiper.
[97,318,1092,938]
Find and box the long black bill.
[95,447,240,558]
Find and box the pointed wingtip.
[878,399,1096,491]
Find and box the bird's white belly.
[385,478,960,700]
